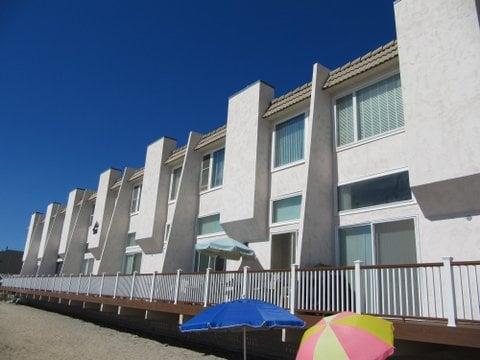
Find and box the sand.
[0,302,228,360]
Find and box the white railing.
[2,257,480,327]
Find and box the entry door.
[271,232,297,270]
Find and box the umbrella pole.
[243,326,246,360]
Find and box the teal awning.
[195,238,254,260]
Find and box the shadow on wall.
[412,174,480,221]
[239,256,263,270]
[477,0,480,28]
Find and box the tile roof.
[129,168,144,181]
[262,40,398,117]
[323,40,398,89]
[195,125,227,150]
[263,82,312,118]
[158,41,398,157]
[165,145,187,164]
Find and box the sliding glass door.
[339,219,416,266]
[339,225,373,266]
[375,219,416,265]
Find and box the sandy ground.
[0,302,228,360]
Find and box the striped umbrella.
[296,312,394,360]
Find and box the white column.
[290,264,298,314]
[67,274,73,293]
[76,274,82,295]
[442,256,457,327]
[203,268,211,307]
[99,273,105,297]
[113,272,120,299]
[149,272,157,302]
[86,273,92,296]
[174,269,182,304]
[354,260,363,314]
[242,266,249,299]
[130,271,137,300]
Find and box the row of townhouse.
[19,0,480,278]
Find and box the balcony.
[2,258,480,348]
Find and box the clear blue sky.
[0,0,396,251]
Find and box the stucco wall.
[395,0,480,218]
[136,137,177,254]
[62,192,95,275]
[20,213,44,275]
[98,168,138,274]
[221,81,274,243]
[300,63,334,266]
[37,203,66,275]
[58,189,86,256]
[87,168,122,259]
[161,132,203,273]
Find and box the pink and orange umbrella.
[296,312,394,360]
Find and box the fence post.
[442,256,457,327]
[77,274,82,295]
[86,273,92,296]
[130,271,137,300]
[113,272,120,299]
[242,266,250,299]
[354,260,363,314]
[174,269,182,304]
[203,268,212,307]
[149,271,157,302]
[290,264,298,314]
[67,274,73,293]
[99,273,105,297]
[52,275,56,292]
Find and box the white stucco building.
[20,0,480,277]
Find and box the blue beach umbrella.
[180,298,305,359]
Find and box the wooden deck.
[3,286,480,349]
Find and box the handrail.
[3,258,480,326]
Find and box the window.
[339,226,373,266]
[126,233,136,247]
[122,253,142,274]
[164,224,171,242]
[211,148,225,188]
[55,260,63,275]
[162,224,171,252]
[88,206,95,227]
[169,167,182,201]
[274,114,305,168]
[339,219,416,266]
[199,148,225,192]
[81,258,94,275]
[272,195,302,224]
[194,252,225,272]
[130,185,142,214]
[335,74,404,147]
[197,214,223,236]
[338,171,411,211]
[200,154,211,191]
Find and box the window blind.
[336,94,354,146]
[274,114,305,167]
[211,148,225,188]
[339,226,372,266]
[357,74,404,140]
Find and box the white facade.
[19,0,480,275]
